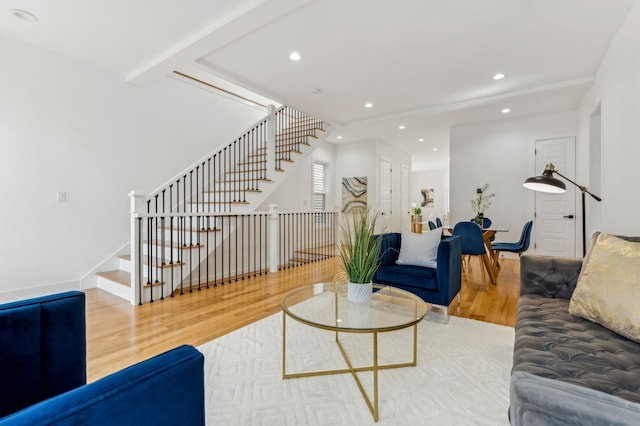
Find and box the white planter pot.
[347,282,373,304]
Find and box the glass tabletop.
[281,283,430,332]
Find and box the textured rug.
[198,312,514,425]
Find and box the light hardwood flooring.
[85,256,519,382]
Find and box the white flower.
[471,183,495,214]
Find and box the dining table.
[480,224,511,284]
[446,223,511,284]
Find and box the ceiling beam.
[126,0,311,86]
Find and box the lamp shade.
[523,169,566,193]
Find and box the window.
[313,162,326,211]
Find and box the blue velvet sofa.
[373,233,462,318]
[0,291,205,425]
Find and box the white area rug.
[198,313,514,425]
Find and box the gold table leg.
[283,312,419,422]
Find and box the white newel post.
[269,204,279,273]
[129,191,145,305]
[266,104,277,182]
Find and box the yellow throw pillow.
[569,233,640,343]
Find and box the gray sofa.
[510,252,640,425]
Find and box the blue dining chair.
[470,217,492,229]
[452,221,488,288]
[492,221,533,268]
[436,217,443,228]
[428,220,437,230]
[470,216,494,241]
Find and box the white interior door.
[380,158,392,218]
[534,137,576,257]
[401,165,410,228]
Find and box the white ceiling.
[1,0,635,169]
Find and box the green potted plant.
[411,205,423,233]
[339,209,383,303]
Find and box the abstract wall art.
[341,177,367,213]
[421,188,435,207]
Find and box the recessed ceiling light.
[289,51,301,61]
[418,138,424,142]
[398,125,406,130]
[364,102,373,108]
[501,108,511,114]
[493,73,505,80]
[10,9,38,22]
[337,135,343,140]
[433,148,439,152]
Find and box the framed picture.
[420,188,434,207]
[342,177,367,213]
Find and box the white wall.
[578,0,640,237]
[333,142,377,214]
[450,111,578,247]
[0,36,264,300]
[332,141,411,233]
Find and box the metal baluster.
[213,213,217,286]
[263,214,268,274]
[241,214,245,279]
[169,184,175,297]
[221,215,225,284]
[149,217,154,303]
[137,217,143,305]
[197,215,201,291]
[160,191,165,300]
[223,147,228,213]
[154,195,159,290]
[228,215,232,282]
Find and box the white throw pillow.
[396,228,441,269]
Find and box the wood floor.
[85,256,520,382]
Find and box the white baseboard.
[0,280,80,304]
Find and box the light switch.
[57,191,66,202]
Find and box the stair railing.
[128,105,327,305]
[129,201,336,305]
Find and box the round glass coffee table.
[281,283,430,422]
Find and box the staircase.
[96,106,333,304]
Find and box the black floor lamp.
[523,163,602,256]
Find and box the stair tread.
[187,201,250,205]
[96,270,131,287]
[276,133,318,140]
[289,257,314,263]
[144,239,204,249]
[295,245,335,255]
[212,178,272,184]
[237,160,266,166]
[119,254,185,268]
[203,189,262,194]
[162,226,221,233]
[227,168,266,174]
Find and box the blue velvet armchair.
[0,291,205,425]
[373,233,462,320]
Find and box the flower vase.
[347,282,373,304]
[411,215,423,233]
[474,213,484,226]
